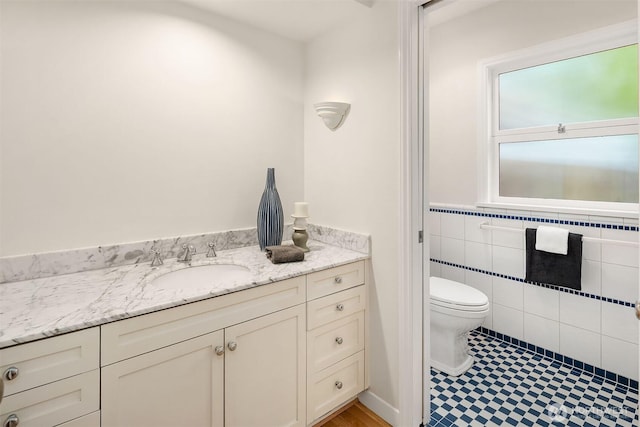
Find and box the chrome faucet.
[177,244,196,263]
[150,248,164,267]
[206,241,217,258]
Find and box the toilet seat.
[430,277,489,312]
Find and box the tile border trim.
[476,327,639,392]
[430,207,639,231]
[430,258,634,308]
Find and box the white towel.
[535,225,569,255]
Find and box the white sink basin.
[151,264,252,289]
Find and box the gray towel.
[265,245,304,264]
[525,228,582,290]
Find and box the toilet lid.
[430,277,488,307]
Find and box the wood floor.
[314,399,391,427]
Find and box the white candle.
[293,202,309,217]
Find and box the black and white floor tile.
[429,331,638,426]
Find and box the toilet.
[430,277,490,376]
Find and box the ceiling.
[426,0,502,27]
[180,0,372,42]
[179,0,503,42]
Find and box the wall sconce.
[314,102,351,131]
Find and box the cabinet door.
[225,305,306,427]
[101,331,224,427]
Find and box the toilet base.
[431,354,474,377]
[430,308,487,377]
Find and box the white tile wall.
[430,235,441,260]
[567,225,600,262]
[523,284,559,321]
[464,215,491,244]
[493,303,524,339]
[602,229,638,268]
[440,212,465,240]
[430,261,441,277]
[465,241,492,271]
[581,260,601,296]
[465,270,493,300]
[428,208,640,380]
[429,210,441,236]
[601,336,638,380]
[559,324,601,368]
[493,277,523,310]
[601,303,638,344]
[441,264,465,283]
[492,246,524,278]
[491,217,524,249]
[601,263,638,302]
[559,293,601,333]
[441,237,465,265]
[524,313,559,352]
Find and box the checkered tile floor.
[429,331,639,426]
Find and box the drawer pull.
[215,345,225,356]
[334,276,343,284]
[3,367,18,381]
[227,341,237,351]
[336,304,344,312]
[335,381,343,390]
[335,337,344,345]
[4,414,19,427]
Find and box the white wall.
[428,0,637,206]
[0,1,304,256]
[304,1,401,419]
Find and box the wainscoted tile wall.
[429,205,639,382]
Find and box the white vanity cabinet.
[100,276,307,427]
[0,327,100,427]
[1,259,368,427]
[305,261,367,425]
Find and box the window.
[480,21,639,215]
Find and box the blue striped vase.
[257,168,284,251]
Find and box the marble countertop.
[0,241,368,349]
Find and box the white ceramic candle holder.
[291,202,310,252]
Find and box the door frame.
[397,1,427,426]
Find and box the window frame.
[477,20,639,217]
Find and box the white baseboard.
[358,390,400,426]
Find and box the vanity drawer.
[0,370,99,427]
[307,261,365,300]
[307,351,365,424]
[58,411,100,427]
[308,312,364,373]
[307,285,365,330]
[101,276,305,365]
[0,327,99,396]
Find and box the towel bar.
[479,223,639,247]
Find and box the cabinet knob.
[3,367,18,381]
[335,337,343,345]
[4,414,19,427]
[215,346,225,356]
[227,341,237,351]
[334,276,343,284]
[336,304,344,312]
[335,381,343,390]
